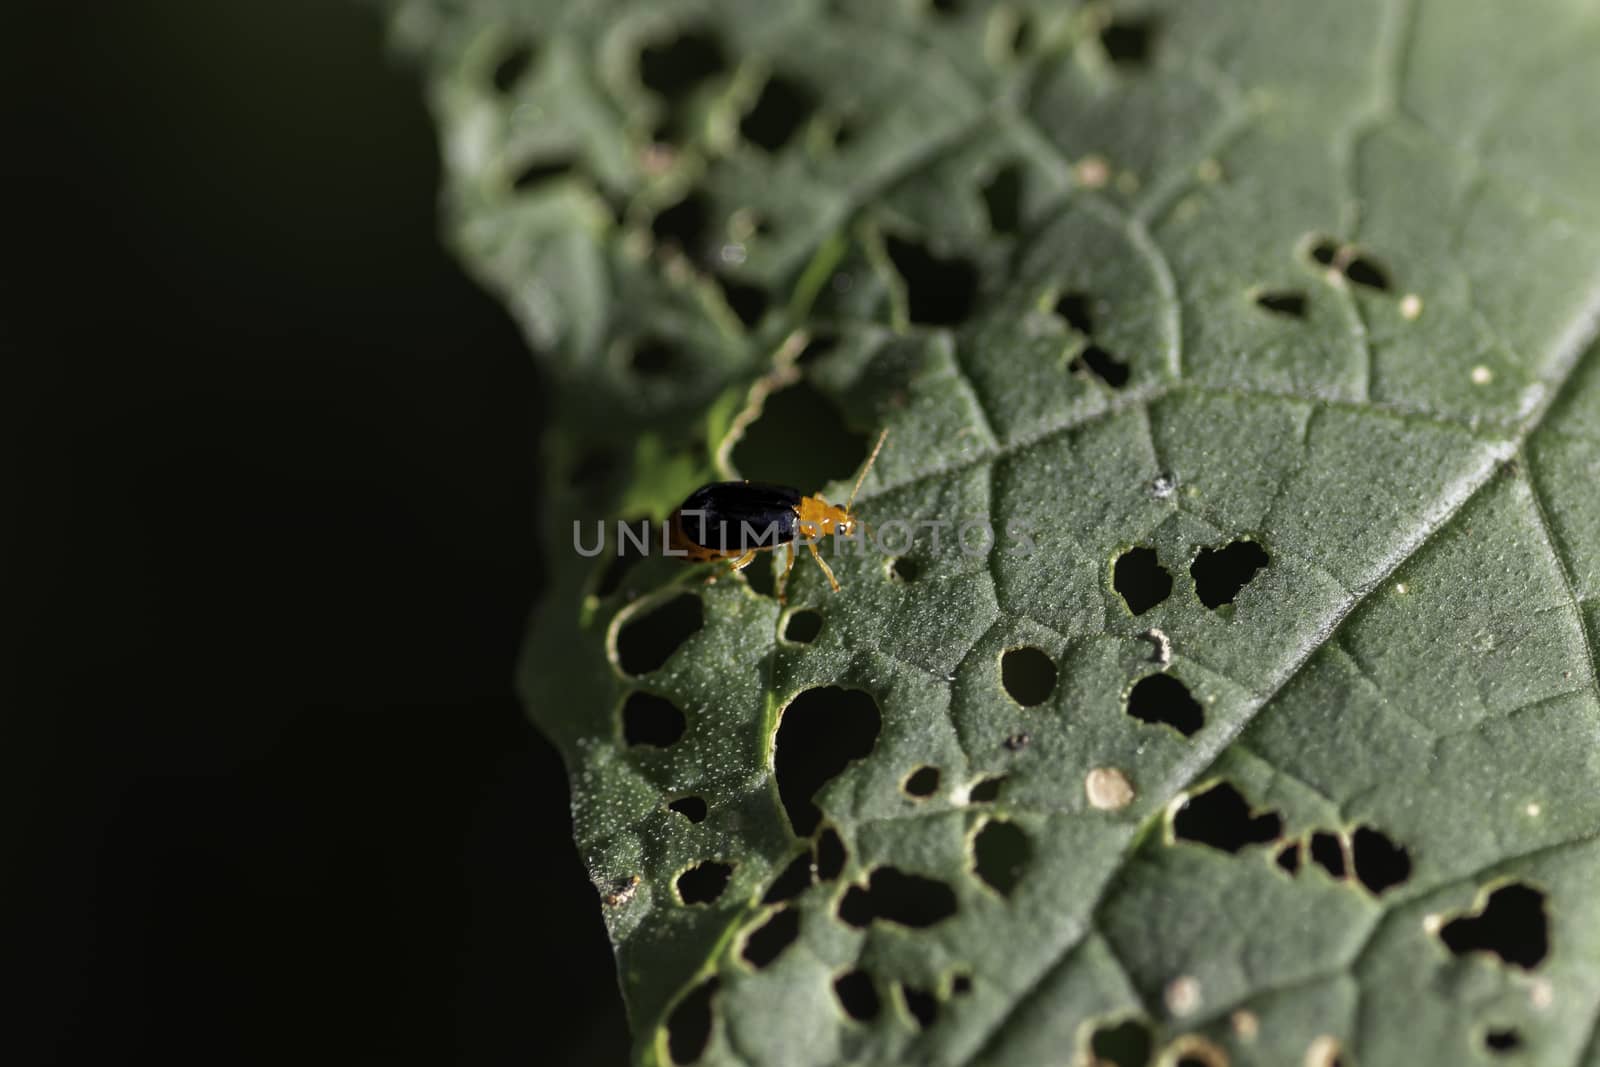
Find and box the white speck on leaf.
[1164,975,1201,1015]
[1086,768,1135,811]
[1074,155,1110,188]
[1141,627,1172,665]
[1305,1035,1343,1067]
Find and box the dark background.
[5,3,629,1063]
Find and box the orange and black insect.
[668,430,888,599]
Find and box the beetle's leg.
[777,543,799,603]
[704,550,755,585]
[807,540,841,592]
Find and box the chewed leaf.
[391,1,1600,1064]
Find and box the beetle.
[668,430,888,600]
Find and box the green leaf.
[387,1,1600,1063]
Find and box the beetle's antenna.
[846,429,889,513]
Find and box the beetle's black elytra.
[667,430,888,599]
[673,482,801,553]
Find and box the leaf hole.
[837,885,873,926]
[676,861,735,905]
[830,114,861,150]
[950,973,973,996]
[1090,1018,1153,1067]
[743,553,778,598]
[1191,539,1269,610]
[797,332,839,366]
[1254,289,1308,319]
[1099,18,1156,66]
[968,775,1006,803]
[762,852,813,903]
[902,765,941,798]
[1276,840,1302,874]
[1114,546,1172,615]
[1072,345,1131,388]
[1172,782,1282,853]
[813,826,847,881]
[595,517,652,598]
[774,687,882,836]
[1000,646,1057,707]
[1010,14,1035,56]
[639,28,728,103]
[1439,883,1549,970]
[1350,825,1411,895]
[982,161,1025,235]
[665,975,719,1064]
[883,234,979,326]
[838,867,959,929]
[511,156,576,191]
[731,379,869,490]
[1053,291,1095,335]
[1343,255,1391,292]
[615,593,704,676]
[971,819,1032,897]
[652,189,713,259]
[1306,235,1340,266]
[631,335,686,378]
[741,907,801,969]
[833,969,880,1021]
[668,795,708,823]
[1126,673,1204,737]
[490,42,536,93]
[1309,830,1347,879]
[901,985,939,1029]
[1485,1028,1522,1053]
[740,74,818,152]
[889,556,922,583]
[622,691,688,748]
[782,609,823,644]
[717,276,769,328]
